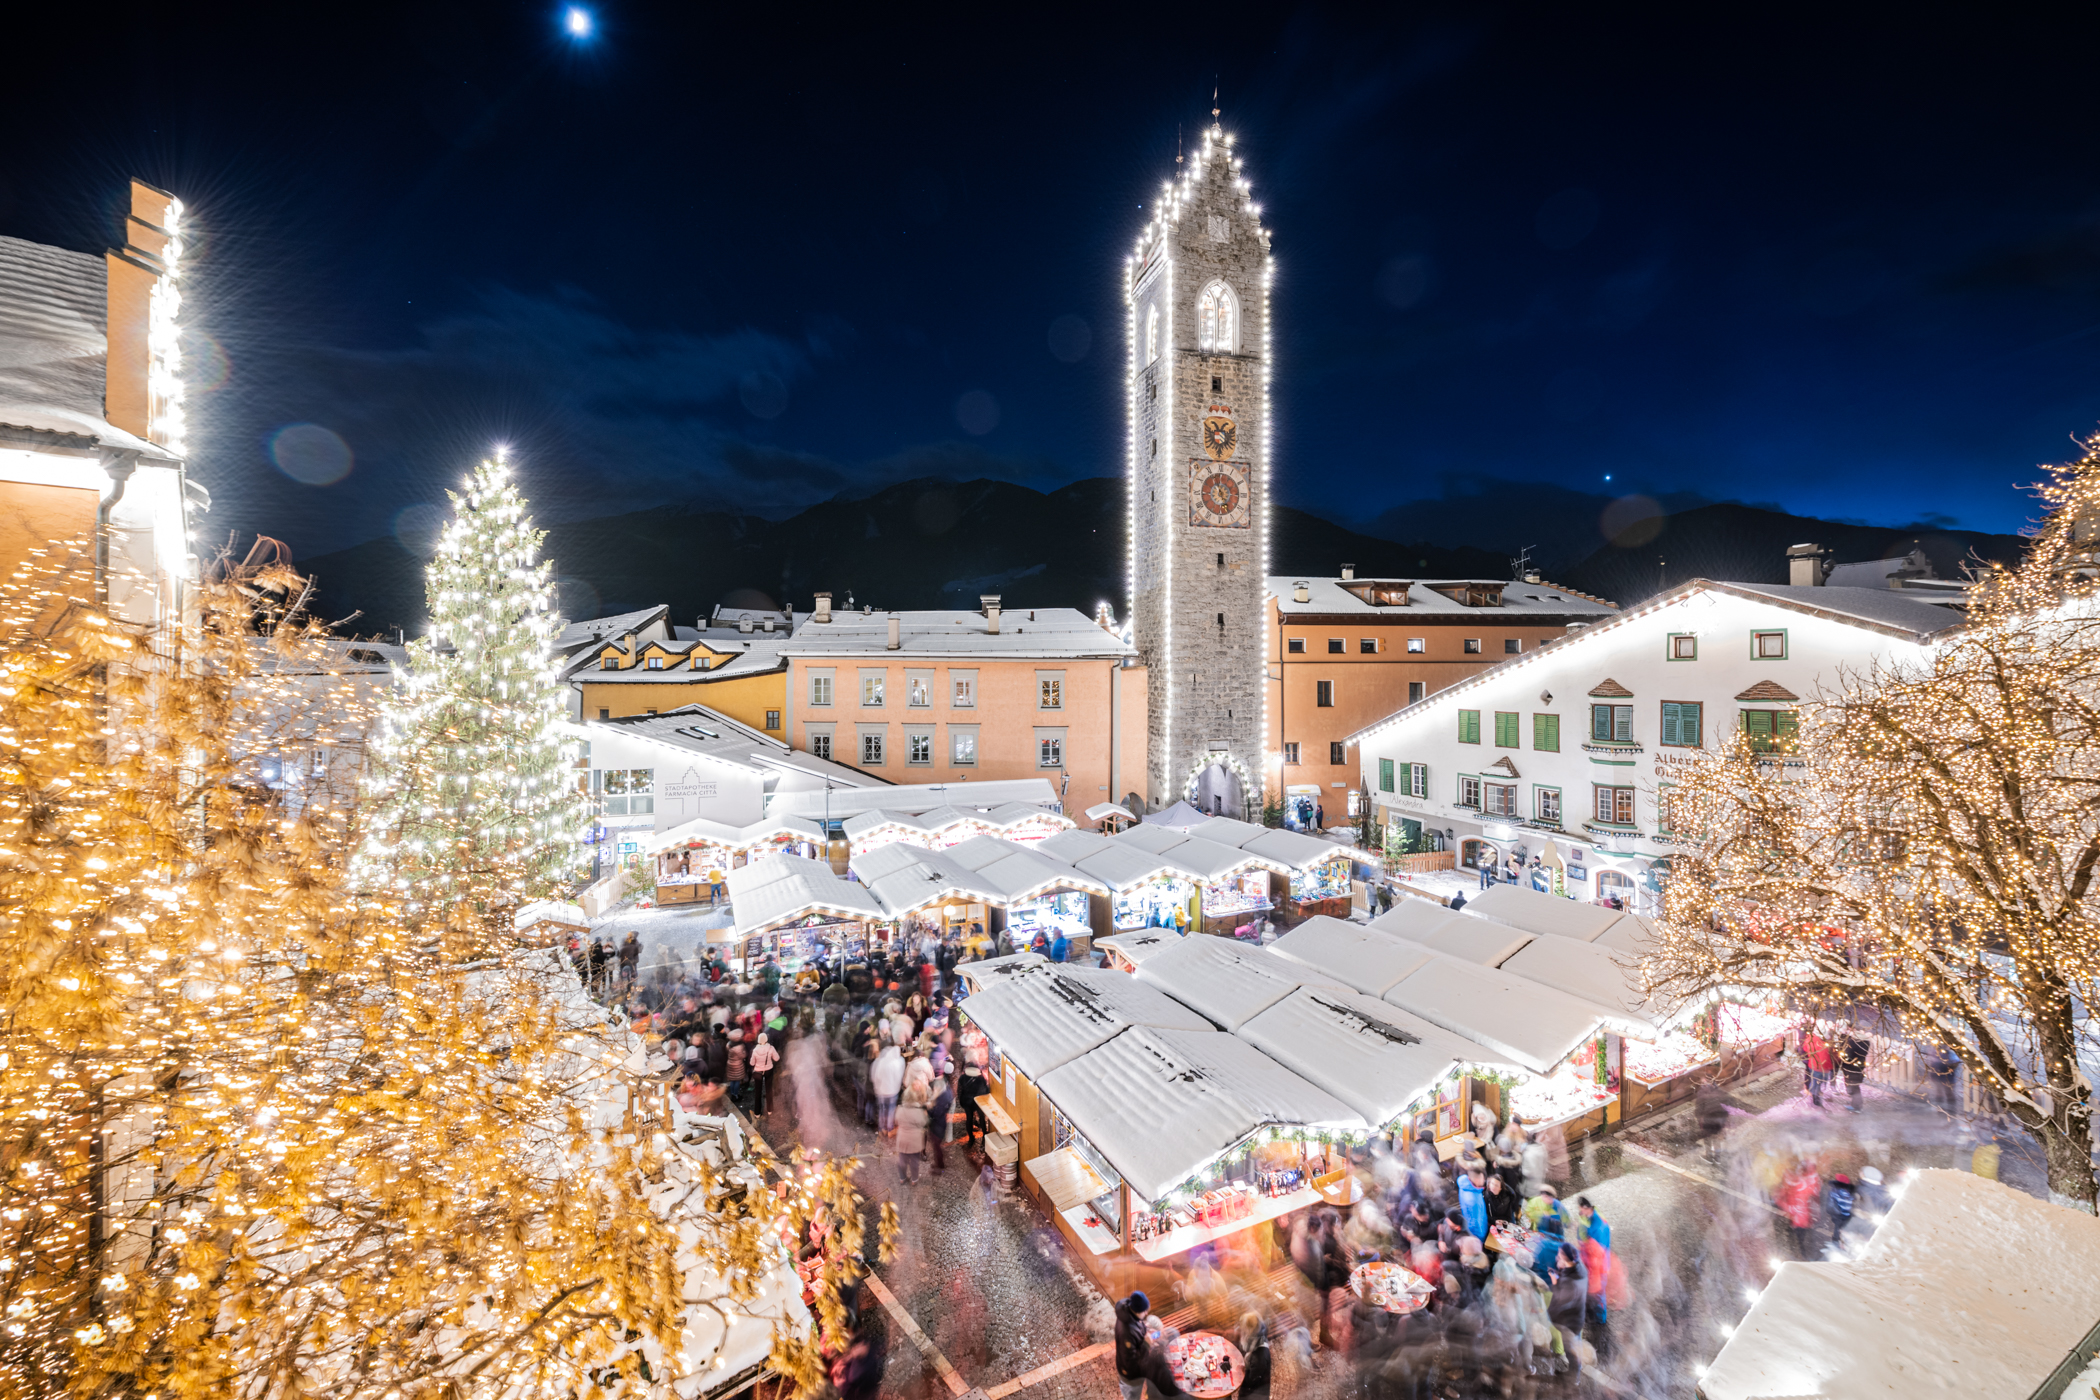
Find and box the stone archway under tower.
[1184,753,1255,821]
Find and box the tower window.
[1197,281,1239,353]
[1217,552,1225,568]
[1146,304,1160,363]
[1216,612,1226,628]
[1148,382,1156,401]
[1211,375,1222,393]
[1150,439,1157,458]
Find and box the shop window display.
[1008,889,1091,945]
[1292,857,1350,903]
[1113,876,1197,932]
[1201,868,1273,921]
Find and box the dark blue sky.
[7,3,2100,557]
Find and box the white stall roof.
[1369,899,1466,942]
[858,848,1003,915]
[1464,884,1623,942]
[646,812,827,856]
[1241,827,1351,871]
[1238,986,1468,1127]
[1084,801,1137,823]
[725,855,889,935]
[850,842,940,882]
[1701,1169,2100,1400]
[1037,828,1114,863]
[1142,800,1209,830]
[1137,936,1341,1031]
[1037,1025,1364,1203]
[1114,822,1195,856]
[1268,917,1437,996]
[1094,930,1184,966]
[978,850,1108,901]
[1408,917,1535,968]
[1498,935,1666,1032]
[985,802,1073,832]
[1187,815,1268,847]
[1073,845,1190,890]
[1381,957,1634,1074]
[958,950,1047,991]
[1160,834,1287,881]
[942,834,1032,871]
[1592,913,1658,956]
[960,965,1215,1077]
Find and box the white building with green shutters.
[1346,578,1967,911]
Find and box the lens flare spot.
[267,423,353,485]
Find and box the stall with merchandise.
[1109,872,1199,933]
[1713,1000,1798,1074]
[1504,1039,1621,1140]
[1283,850,1353,918]
[1619,1029,1721,1117]
[1006,889,1092,947]
[649,816,829,906]
[722,855,892,975]
[1199,867,1274,934]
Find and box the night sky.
[8,4,2100,560]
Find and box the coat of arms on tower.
[1189,459,1251,529]
[1202,415,1237,461]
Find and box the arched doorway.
[1460,838,1499,871]
[1596,869,1636,909]
[1193,762,1245,819]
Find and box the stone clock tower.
[1126,119,1272,816]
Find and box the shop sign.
[617,842,638,854]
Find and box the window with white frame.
[906,731,933,765]
[950,726,978,765]
[1407,638,1425,653]
[808,670,834,707]
[951,671,977,707]
[1593,785,1635,824]
[593,768,655,816]
[1038,672,1064,710]
[860,731,885,766]
[1458,775,1482,808]
[1197,281,1239,352]
[809,730,833,760]
[1483,782,1517,817]
[1535,787,1562,824]
[1407,763,1427,799]
[907,672,931,707]
[646,656,664,670]
[1036,729,1066,768]
[860,671,885,706]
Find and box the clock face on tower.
[1188,459,1251,529]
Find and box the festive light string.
[1650,436,2100,1209]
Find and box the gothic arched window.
[1146,304,1160,364]
[1197,281,1239,353]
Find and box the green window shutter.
[1495,711,1519,747]
[1379,758,1395,792]
[1614,706,1633,742]
[1591,705,1609,742]
[1776,709,1798,747]
[1660,703,1678,746]
[1662,702,1700,746]
[1742,708,1773,751]
[1459,709,1480,744]
[1534,713,1559,751]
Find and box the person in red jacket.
[1801,1028,1834,1108]
[1778,1161,1822,1258]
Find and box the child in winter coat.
[748,1032,780,1115]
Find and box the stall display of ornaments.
[1623,1031,1717,1084]
[1507,1067,1617,1124]
[1716,1001,1798,1046]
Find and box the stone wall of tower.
[1127,130,1269,812]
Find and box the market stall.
[1034,1025,1365,1287]
[1092,930,1182,973]
[1463,882,1624,941]
[1267,916,1436,997]
[1619,1029,1719,1116]
[1368,897,1467,943]
[957,950,1047,994]
[1037,828,1114,863]
[1084,801,1139,833]
[1235,984,1467,1128]
[647,814,829,905]
[1379,955,1642,1077]
[1074,843,1202,934]
[981,802,1075,845]
[1143,834,1290,936]
[939,834,1112,953]
[1712,999,1799,1076]
[722,855,892,974]
[1504,1042,1621,1140]
[1237,828,1356,920]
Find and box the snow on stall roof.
[1237,986,1469,1126]
[1464,884,1623,941]
[1409,916,1535,967]
[1094,930,1184,966]
[1073,844,1191,890]
[1085,801,1138,823]
[1701,1169,2100,1400]
[644,812,826,856]
[1368,899,1466,942]
[1381,957,1633,1074]
[1187,815,1268,847]
[977,850,1108,901]
[1592,912,1657,956]
[1038,828,1114,862]
[849,842,938,882]
[958,966,1212,1079]
[985,801,1071,831]
[1498,935,1668,1032]
[1240,826,1352,871]
[726,856,889,935]
[1137,936,1345,1031]
[1156,833,1288,881]
[770,779,1060,820]
[1268,917,1437,996]
[1037,1025,1364,1203]
[1114,822,1194,856]
[942,834,1033,872]
[958,950,1047,991]
[859,848,1004,914]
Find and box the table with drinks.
[1350,1260,1434,1315]
[1166,1331,1245,1399]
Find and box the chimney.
[1524,571,1541,585]
[886,615,901,650]
[981,594,1002,634]
[738,616,753,634]
[620,631,636,664]
[1340,563,1355,581]
[1787,543,1830,587]
[1565,622,1588,635]
[761,616,774,633]
[1293,581,1310,603]
[813,592,833,624]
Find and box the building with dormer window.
[560,603,798,736]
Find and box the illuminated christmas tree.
[1652,436,2100,1210]
[358,450,586,933]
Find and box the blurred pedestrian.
[748,1031,779,1116]
[1827,1172,1858,1251]
[1838,1032,1870,1113]
[1801,1026,1833,1108]
[896,1084,930,1183]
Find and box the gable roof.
[1348,578,1969,747]
[1735,678,1801,701]
[1587,677,1634,697]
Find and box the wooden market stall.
[721,854,892,975]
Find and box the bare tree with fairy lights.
[1650,440,2100,1211]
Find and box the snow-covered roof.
[1497,935,1668,1033]
[1405,916,1535,968]
[1142,800,1209,829]
[1036,828,1114,862]
[1268,916,1437,996]
[1464,884,1623,941]
[1154,833,1287,881]
[515,900,590,932]
[1037,1025,1364,1203]
[1240,827,1351,871]
[957,965,1211,1079]
[857,847,1004,916]
[1701,1169,2100,1400]
[769,778,1059,820]
[1136,936,1343,1031]
[645,811,827,857]
[0,234,108,426]
[1592,912,1658,956]
[1368,899,1466,942]
[1269,575,1618,620]
[1085,802,1138,823]
[1113,822,1193,855]
[554,605,669,655]
[1237,987,1470,1127]
[958,950,1047,992]
[724,855,888,935]
[1093,931,1184,966]
[1072,845,1191,889]
[1381,957,1637,1074]
[782,606,1133,660]
[1187,815,1267,847]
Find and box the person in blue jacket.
[1457,1162,1489,1239]
[1049,930,1070,964]
[1827,1172,1859,1251]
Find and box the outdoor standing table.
[1350,1261,1433,1315]
[1165,1331,1245,1399]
